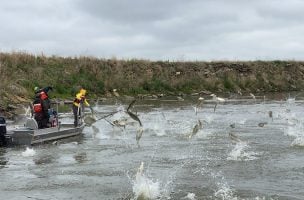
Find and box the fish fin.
[127,99,136,112]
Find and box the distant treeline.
[1,52,304,111]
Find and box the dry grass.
[1,52,304,106]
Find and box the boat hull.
[5,124,85,146]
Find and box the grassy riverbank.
[1,52,304,117]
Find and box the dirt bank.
[1,52,304,118]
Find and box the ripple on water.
[1,99,304,199]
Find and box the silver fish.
[195,97,204,115]
[136,127,144,147]
[198,119,202,129]
[137,161,144,176]
[210,94,225,112]
[127,111,142,126]
[189,120,202,139]
[229,132,242,143]
[83,115,96,126]
[127,99,136,112]
[113,119,127,129]
[126,100,142,126]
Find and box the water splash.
[21,147,36,157]
[153,113,167,137]
[227,142,258,161]
[23,105,32,117]
[284,110,301,135]
[214,183,237,200]
[286,97,295,105]
[116,105,125,112]
[196,128,215,139]
[203,170,270,200]
[132,162,160,200]
[183,192,196,200]
[284,125,299,137]
[291,136,304,147]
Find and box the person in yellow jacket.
[72,88,91,127]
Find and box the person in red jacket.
[33,86,52,129]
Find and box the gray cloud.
[0,0,303,60]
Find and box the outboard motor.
[0,116,7,146]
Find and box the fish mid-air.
[83,114,96,126]
[126,100,144,146]
[229,132,242,143]
[210,94,225,112]
[189,120,203,139]
[136,161,144,177]
[136,127,144,147]
[195,97,204,115]
[126,100,142,127]
[127,111,142,126]
[113,119,127,129]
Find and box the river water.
[1,95,304,200]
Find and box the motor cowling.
[0,116,7,146]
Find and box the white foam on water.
[93,120,114,139]
[21,147,36,157]
[207,170,270,200]
[238,119,246,125]
[227,142,258,161]
[214,184,237,200]
[291,136,304,147]
[145,112,167,137]
[283,112,304,140]
[116,105,125,112]
[131,162,161,200]
[196,129,214,139]
[132,176,160,200]
[215,187,270,200]
[184,192,196,200]
[23,105,32,117]
[286,97,295,105]
[111,110,128,121]
[284,125,299,137]
[204,115,215,124]
[154,128,166,137]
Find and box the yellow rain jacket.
[73,89,90,107]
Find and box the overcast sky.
[0,0,304,61]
